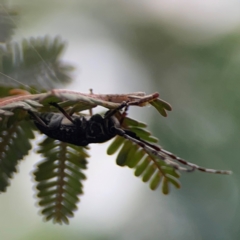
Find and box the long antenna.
[0,71,40,93]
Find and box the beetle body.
[32,112,119,146]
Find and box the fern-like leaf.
[34,137,89,224]
[107,116,181,194]
[0,36,74,90]
[0,119,35,192]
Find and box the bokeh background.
[0,0,239,239]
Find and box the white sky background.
[1,0,239,239]
[132,0,240,33]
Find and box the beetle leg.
[28,111,48,127]
[49,102,75,124]
[104,101,128,119]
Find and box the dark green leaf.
[162,177,169,195]
[34,139,89,224]
[107,136,125,155]
[135,156,150,177]
[150,173,162,190]
[0,120,34,192]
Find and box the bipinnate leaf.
[34,137,89,224]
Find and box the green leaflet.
[107,136,125,155]
[135,157,151,176]
[150,173,162,190]
[127,149,145,168]
[116,140,132,166]
[142,163,156,182]
[150,98,172,117]
[166,175,181,189]
[162,177,169,195]
[124,144,139,166]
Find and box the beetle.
[28,102,231,174]
[28,102,142,146]
[28,102,125,146]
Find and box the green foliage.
[34,138,89,224]
[0,20,230,224]
[0,118,35,191]
[107,117,180,195]
[0,36,74,90]
[0,80,177,223]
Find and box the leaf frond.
[34,138,89,224]
[0,36,74,90]
[0,119,35,192]
[107,117,181,194]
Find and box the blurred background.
[0,0,239,239]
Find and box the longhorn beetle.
[28,102,128,146]
[28,101,231,174]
